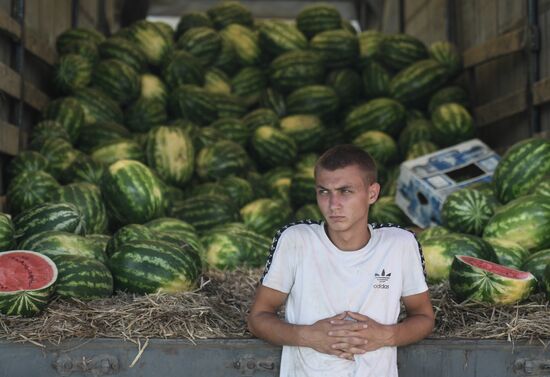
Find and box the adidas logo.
[373,269,391,289]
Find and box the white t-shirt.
[261,221,428,377]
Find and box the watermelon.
[428,86,469,114]
[521,248,550,285]
[379,164,400,197]
[7,170,60,215]
[145,126,195,187]
[163,49,205,89]
[0,251,57,317]
[369,196,411,226]
[125,98,167,133]
[231,67,267,107]
[286,85,340,120]
[212,33,239,75]
[176,27,221,66]
[211,91,247,119]
[29,120,71,150]
[361,60,391,99]
[209,118,249,146]
[41,97,85,144]
[422,233,497,283]
[201,223,271,269]
[140,73,168,104]
[431,103,475,147]
[357,30,384,68]
[171,194,240,234]
[259,88,286,117]
[56,27,104,54]
[295,204,323,221]
[416,225,450,245]
[310,29,359,68]
[483,194,550,252]
[108,239,202,294]
[389,59,449,106]
[169,85,218,125]
[91,139,144,165]
[144,217,203,254]
[251,126,297,169]
[264,167,293,203]
[326,68,362,107]
[379,34,429,70]
[344,98,406,139]
[92,59,141,105]
[449,255,536,305]
[77,121,131,153]
[64,155,106,186]
[290,169,317,208]
[19,231,106,262]
[39,138,81,178]
[207,2,253,30]
[352,130,399,166]
[193,127,226,150]
[220,24,260,66]
[74,87,124,125]
[6,151,49,180]
[429,41,462,78]
[175,12,213,40]
[240,198,293,237]
[484,238,529,270]
[127,20,174,66]
[54,53,92,94]
[101,160,166,226]
[492,138,550,203]
[405,141,439,160]
[258,20,307,57]
[397,118,434,155]
[219,176,255,208]
[98,37,147,73]
[50,255,113,300]
[105,224,154,256]
[280,114,325,153]
[269,50,325,93]
[86,234,111,257]
[196,140,249,181]
[0,213,16,250]
[441,188,499,236]
[204,68,232,94]
[296,4,342,38]
[531,176,550,197]
[52,183,108,235]
[57,38,99,65]
[13,202,85,243]
[242,108,280,132]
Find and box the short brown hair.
[314,144,378,183]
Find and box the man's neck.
[325,224,371,251]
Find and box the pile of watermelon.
[421,137,550,304]
[0,1,538,317]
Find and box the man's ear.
[368,182,381,204]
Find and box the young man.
[248,144,434,377]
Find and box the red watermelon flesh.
[0,251,55,291]
[459,256,531,279]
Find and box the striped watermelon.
[169,85,218,125]
[398,118,434,155]
[19,231,106,262]
[0,213,16,250]
[242,108,280,131]
[50,255,113,300]
[429,41,462,78]
[416,226,451,245]
[441,188,499,236]
[201,222,271,269]
[90,139,144,165]
[326,68,362,107]
[422,233,497,283]
[0,251,57,317]
[162,50,205,89]
[145,126,195,187]
[428,85,469,114]
[77,121,131,153]
[483,194,550,252]
[176,27,221,66]
[344,98,406,139]
[212,33,239,75]
[492,138,550,203]
[357,30,384,68]
[269,50,325,93]
[220,24,261,66]
[530,175,550,197]
[140,73,168,104]
[219,176,255,208]
[39,138,80,178]
[175,12,213,40]
[241,198,293,237]
[7,171,60,215]
[98,37,147,73]
[280,114,325,153]
[259,88,286,117]
[310,29,359,68]
[13,202,85,243]
[204,67,232,94]
[207,2,253,29]
[379,34,429,70]
[369,196,411,226]
[295,204,323,221]
[361,60,391,99]
[171,194,240,234]
[286,85,340,120]
[143,217,203,254]
[74,87,124,125]
[64,155,106,186]
[353,130,399,166]
[405,141,439,160]
[389,59,449,105]
[92,59,141,105]
[52,183,108,235]
[431,103,475,147]
[231,67,267,107]
[58,38,99,65]
[101,160,166,226]
[41,97,85,144]
[29,120,71,150]
[6,151,49,180]
[522,248,550,286]
[251,126,297,168]
[127,20,174,66]
[108,239,202,294]
[209,118,249,145]
[105,224,154,256]
[450,255,536,305]
[258,20,307,57]
[196,140,249,181]
[125,98,167,133]
[56,27,104,53]
[290,168,317,208]
[54,54,92,95]
[484,238,529,270]
[264,167,293,203]
[296,4,342,38]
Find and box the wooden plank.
[533,77,550,106]
[473,89,527,127]
[463,27,526,68]
[0,7,21,39]
[0,121,20,156]
[0,62,50,111]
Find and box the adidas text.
[373,284,389,289]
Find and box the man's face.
[315,165,380,235]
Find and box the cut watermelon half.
[0,250,58,317]
[449,255,537,305]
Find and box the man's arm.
[248,285,355,358]
[327,291,435,352]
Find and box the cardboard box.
[395,139,500,228]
